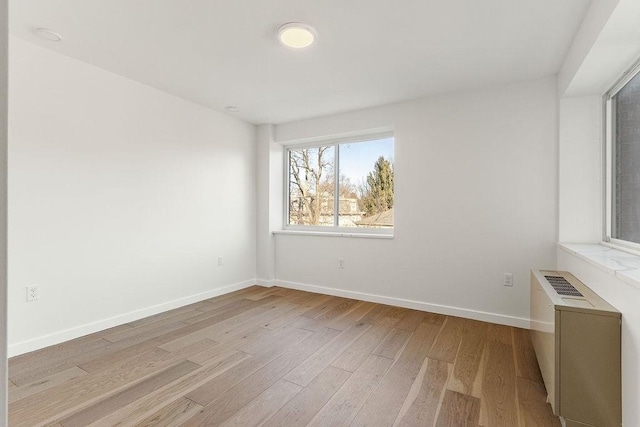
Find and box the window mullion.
[334,143,340,227]
[605,98,613,241]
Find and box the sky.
[340,137,394,186]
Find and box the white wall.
[264,77,559,327]
[8,37,257,356]
[255,124,283,286]
[0,0,7,423]
[558,96,603,242]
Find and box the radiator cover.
[530,270,621,427]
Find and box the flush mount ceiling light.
[278,23,316,49]
[225,106,240,113]
[35,28,62,42]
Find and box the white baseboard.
[8,279,258,357]
[256,279,276,288]
[275,280,530,329]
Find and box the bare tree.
[289,147,334,225]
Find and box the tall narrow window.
[286,134,394,233]
[607,63,640,247]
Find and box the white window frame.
[604,59,640,253]
[283,131,394,236]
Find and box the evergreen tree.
[359,156,394,215]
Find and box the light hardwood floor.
[8,286,560,426]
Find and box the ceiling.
[10,0,592,125]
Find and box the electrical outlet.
[26,285,40,301]
[504,273,514,287]
[338,259,344,269]
[218,256,224,267]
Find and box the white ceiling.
[10,0,591,124]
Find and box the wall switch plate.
[218,256,223,266]
[27,285,40,301]
[338,259,344,269]
[504,273,514,287]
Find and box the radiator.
[530,270,621,427]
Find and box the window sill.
[273,230,394,239]
[558,242,640,290]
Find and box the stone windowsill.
[558,242,640,290]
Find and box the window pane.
[288,146,335,226]
[613,71,640,244]
[339,138,394,228]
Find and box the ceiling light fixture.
[278,23,316,49]
[225,106,240,113]
[35,28,62,42]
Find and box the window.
[286,133,394,233]
[606,62,640,249]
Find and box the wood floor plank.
[448,319,489,396]
[260,304,312,330]
[9,340,213,426]
[79,330,219,374]
[132,397,203,427]
[322,300,377,331]
[487,323,513,345]
[235,320,310,355]
[158,305,273,351]
[283,321,371,386]
[187,289,264,314]
[8,324,131,373]
[243,286,289,301]
[424,312,446,326]
[10,347,168,426]
[9,366,88,403]
[210,302,304,344]
[480,340,518,427]
[59,360,200,427]
[359,304,394,324]
[516,376,561,427]
[183,327,341,425]
[289,292,334,308]
[428,316,465,363]
[350,320,443,427]
[330,323,393,372]
[90,350,248,426]
[513,327,544,383]
[183,327,316,407]
[9,338,113,385]
[126,306,201,328]
[12,318,193,386]
[182,295,283,327]
[263,366,351,427]
[384,306,410,322]
[302,296,349,319]
[435,389,481,427]
[394,309,427,331]
[193,286,263,309]
[104,317,193,343]
[307,355,393,426]
[394,357,450,427]
[219,379,302,426]
[373,327,412,360]
[313,298,359,322]
[187,329,264,364]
